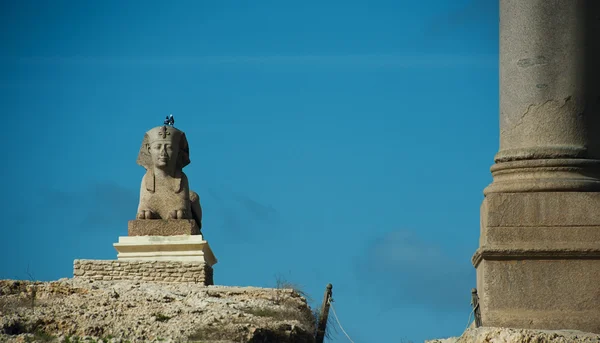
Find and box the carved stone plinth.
[474,192,600,333]
[113,235,217,266]
[128,219,200,236]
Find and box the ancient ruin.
[1,122,315,343]
[74,123,217,285]
[472,0,600,333]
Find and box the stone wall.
[73,259,214,285]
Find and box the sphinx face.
[148,141,179,170]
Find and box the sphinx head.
[137,125,190,173]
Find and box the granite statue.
[135,124,202,230]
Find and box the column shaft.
[486,0,600,194]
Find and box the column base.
[473,192,600,334]
[484,157,600,194]
[474,258,600,333]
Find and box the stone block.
[483,192,600,228]
[72,259,214,285]
[474,192,600,334]
[476,259,600,333]
[113,235,217,266]
[128,219,199,236]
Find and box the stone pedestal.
[128,219,200,236]
[473,0,600,334]
[73,259,214,285]
[474,193,600,332]
[72,219,217,285]
[113,234,217,266]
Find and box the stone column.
[473,0,600,333]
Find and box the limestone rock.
[427,327,600,343]
[0,279,316,343]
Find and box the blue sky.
[0,1,499,342]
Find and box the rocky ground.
[0,279,316,343]
[427,327,600,343]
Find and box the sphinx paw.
[137,210,155,219]
[168,210,186,219]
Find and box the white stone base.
[113,235,217,266]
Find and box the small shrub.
[153,312,172,322]
[65,336,83,343]
[100,334,114,342]
[273,274,312,304]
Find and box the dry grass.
[272,274,319,334]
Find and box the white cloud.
[358,229,475,311]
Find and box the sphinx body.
[135,125,202,229]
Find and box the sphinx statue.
[135,125,202,230]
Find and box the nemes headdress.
[137,125,191,170]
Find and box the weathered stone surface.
[427,327,600,343]
[473,1,600,333]
[73,259,213,285]
[481,192,600,229]
[0,279,315,343]
[113,235,217,266]
[474,258,600,332]
[474,193,600,333]
[484,0,600,194]
[128,219,200,236]
[135,125,203,231]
